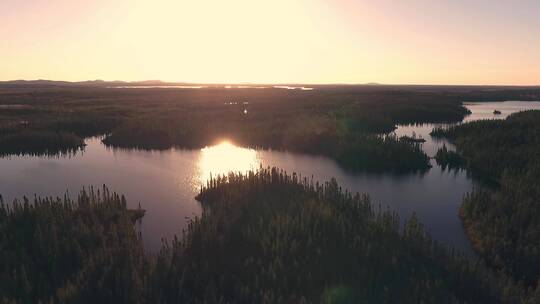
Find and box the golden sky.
[1,0,539,85]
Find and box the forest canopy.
[431,110,540,286]
[2,169,539,303]
[0,86,472,173]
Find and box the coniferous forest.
[2,85,540,303]
[432,110,540,286]
[0,85,490,173]
[3,0,540,301]
[2,169,540,303]
[0,187,148,303]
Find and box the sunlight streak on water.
[3,101,538,252]
[0,137,474,253]
[197,141,260,185]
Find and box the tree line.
[431,110,540,286]
[2,168,540,303]
[0,87,469,173]
[0,186,148,303]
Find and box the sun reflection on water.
[197,141,260,184]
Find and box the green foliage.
[462,172,540,285]
[2,170,539,303]
[151,167,535,303]
[434,144,466,171]
[0,187,149,303]
[431,110,540,178]
[0,130,84,157]
[433,110,540,285]
[0,87,469,172]
[333,134,431,173]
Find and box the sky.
[1,0,539,85]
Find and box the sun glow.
[1,0,539,84]
[197,141,260,184]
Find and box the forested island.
[2,168,539,303]
[2,84,539,173]
[434,144,466,171]
[0,85,498,173]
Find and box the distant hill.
[0,79,192,88]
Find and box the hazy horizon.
[2,0,540,85]
[3,78,540,87]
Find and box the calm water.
[394,101,540,156]
[1,101,539,252]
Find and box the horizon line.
[1,79,540,87]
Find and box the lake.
[1,101,539,253]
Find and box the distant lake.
[394,101,540,156]
[1,101,539,253]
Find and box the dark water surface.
[2,101,539,252]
